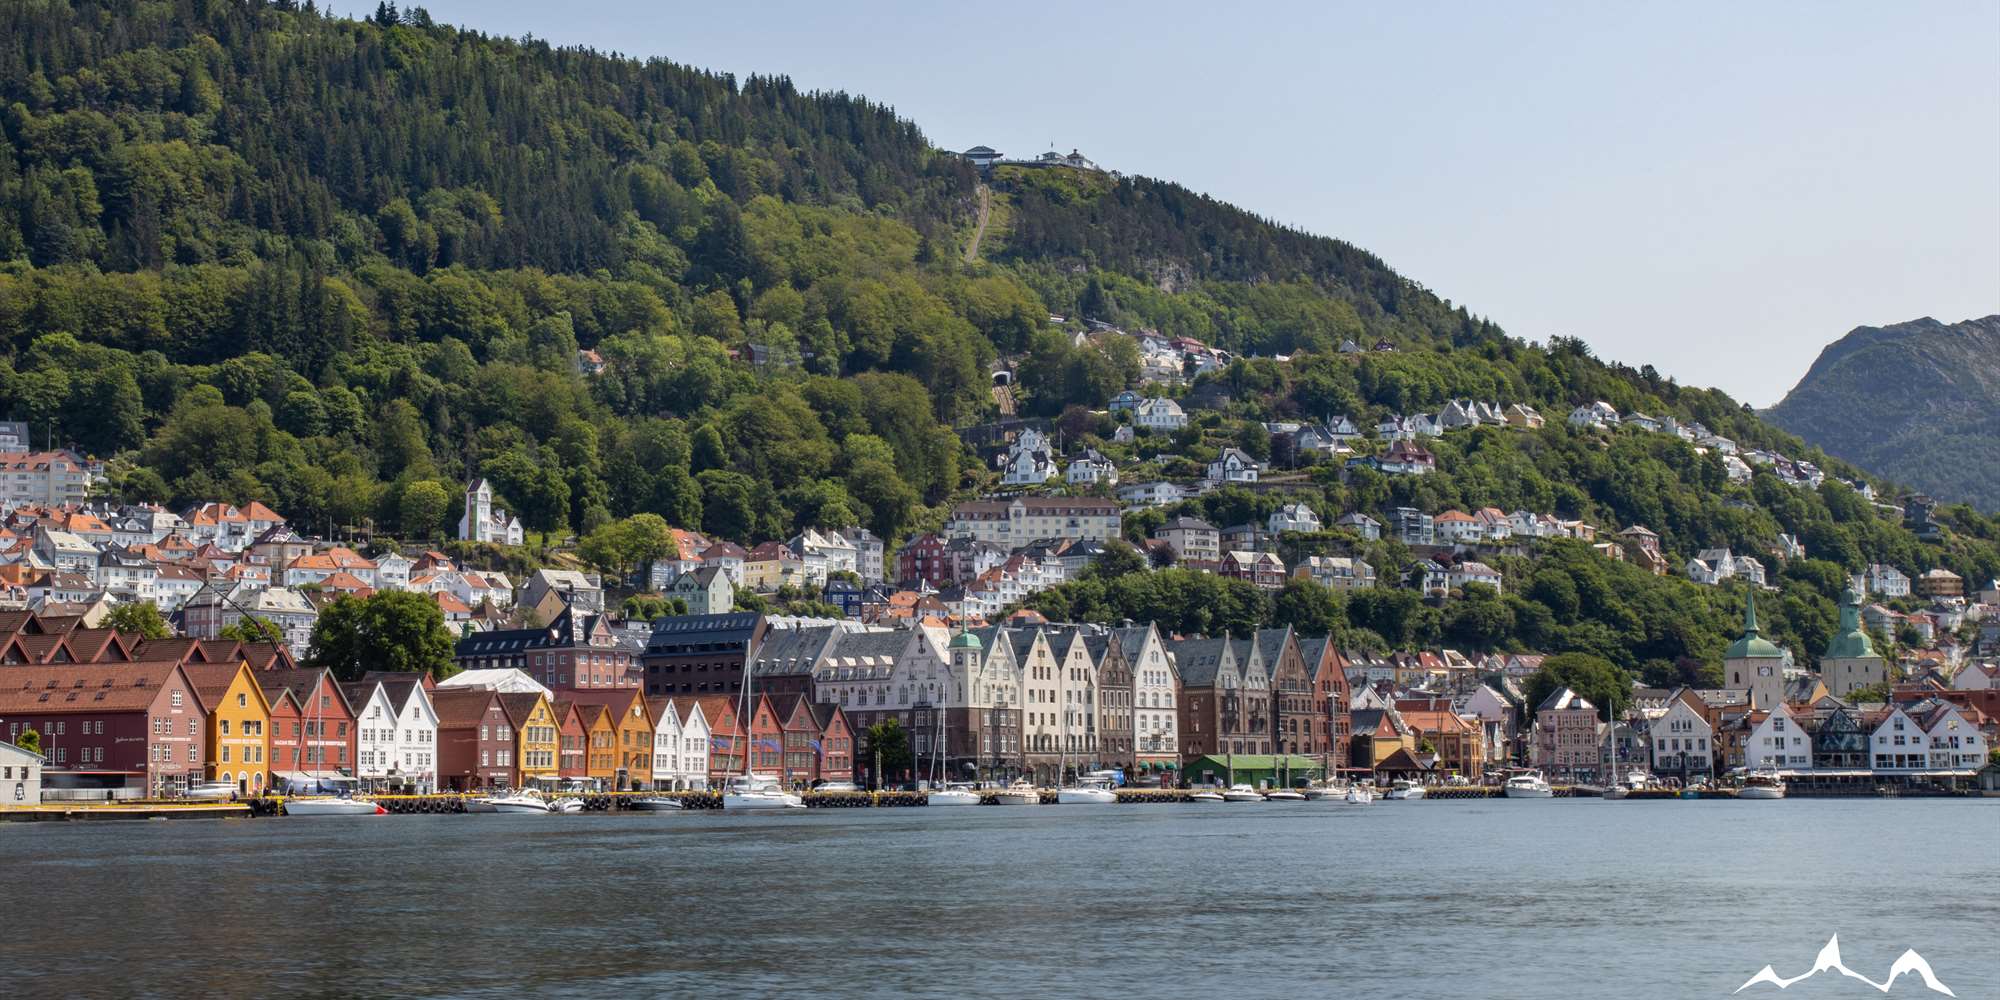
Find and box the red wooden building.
[258,668,358,788]
[433,688,514,790]
[0,661,205,796]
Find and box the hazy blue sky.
[413,1,1999,405]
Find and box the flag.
[809,738,823,753]
[755,738,781,752]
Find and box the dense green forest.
[1,1,1994,681]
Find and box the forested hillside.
[1,1,1995,683]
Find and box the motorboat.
[1603,783,1630,800]
[1343,784,1374,804]
[1056,778,1118,805]
[1738,771,1787,800]
[1300,783,1346,801]
[926,784,982,807]
[1263,788,1307,802]
[550,797,585,814]
[627,795,685,812]
[283,796,385,816]
[461,796,498,814]
[1188,789,1225,803]
[1503,772,1554,798]
[482,792,555,814]
[1222,784,1266,803]
[722,774,804,811]
[993,780,1042,806]
[1385,779,1426,800]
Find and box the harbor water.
[3,798,1995,999]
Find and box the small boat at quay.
[1344,784,1374,804]
[925,785,982,807]
[1503,772,1554,798]
[1222,784,1266,803]
[1263,788,1307,802]
[283,796,385,817]
[1188,789,1226,803]
[627,796,685,812]
[550,797,585,813]
[723,774,804,811]
[461,797,499,814]
[482,792,558,814]
[1737,771,1787,800]
[1385,779,1426,800]
[993,780,1042,806]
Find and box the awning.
[276,771,359,785]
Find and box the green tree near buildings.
[579,513,674,586]
[15,728,41,756]
[219,616,284,644]
[307,591,456,682]
[860,718,914,788]
[1523,653,1632,721]
[102,601,171,639]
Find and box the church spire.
[1742,589,1760,635]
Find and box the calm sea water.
[3,799,1995,1000]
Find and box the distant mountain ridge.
[1767,315,2000,511]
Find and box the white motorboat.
[1222,784,1266,803]
[1263,788,1307,802]
[1301,783,1345,801]
[461,796,498,814]
[1385,779,1426,800]
[628,796,685,812]
[550,797,585,813]
[993,780,1042,806]
[1343,784,1374,804]
[1056,781,1118,805]
[722,774,804,811]
[1188,789,1225,803]
[1603,784,1630,800]
[283,796,385,816]
[1737,771,1787,800]
[482,792,555,814]
[1503,772,1555,798]
[926,785,982,807]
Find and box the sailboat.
[283,668,379,815]
[722,651,803,811]
[1603,715,1630,800]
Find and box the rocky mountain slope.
[1767,315,2000,510]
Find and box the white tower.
[459,479,493,542]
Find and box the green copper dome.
[1724,590,1784,659]
[948,629,983,651]
[1822,584,1878,660]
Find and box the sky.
[411,1,2000,406]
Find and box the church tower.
[459,478,493,542]
[1820,583,1886,697]
[1723,590,1787,708]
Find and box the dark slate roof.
[1296,634,1335,670]
[823,629,910,662]
[1167,636,1231,687]
[750,625,839,678]
[1254,626,1293,667]
[1113,624,1153,665]
[643,613,762,655]
[1003,626,1044,663]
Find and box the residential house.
[1334,513,1382,540]
[1743,703,1812,772]
[670,565,736,617]
[1220,550,1286,590]
[457,479,525,546]
[1293,556,1375,591]
[1065,449,1118,486]
[257,668,356,791]
[432,689,514,791]
[1132,397,1186,431]
[1864,564,1911,598]
[1154,516,1220,567]
[1207,447,1261,484]
[1268,503,1321,535]
[0,740,42,804]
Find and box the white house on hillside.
[458,479,525,546]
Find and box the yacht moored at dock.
[283,796,386,816]
[1503,772,1554,798]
